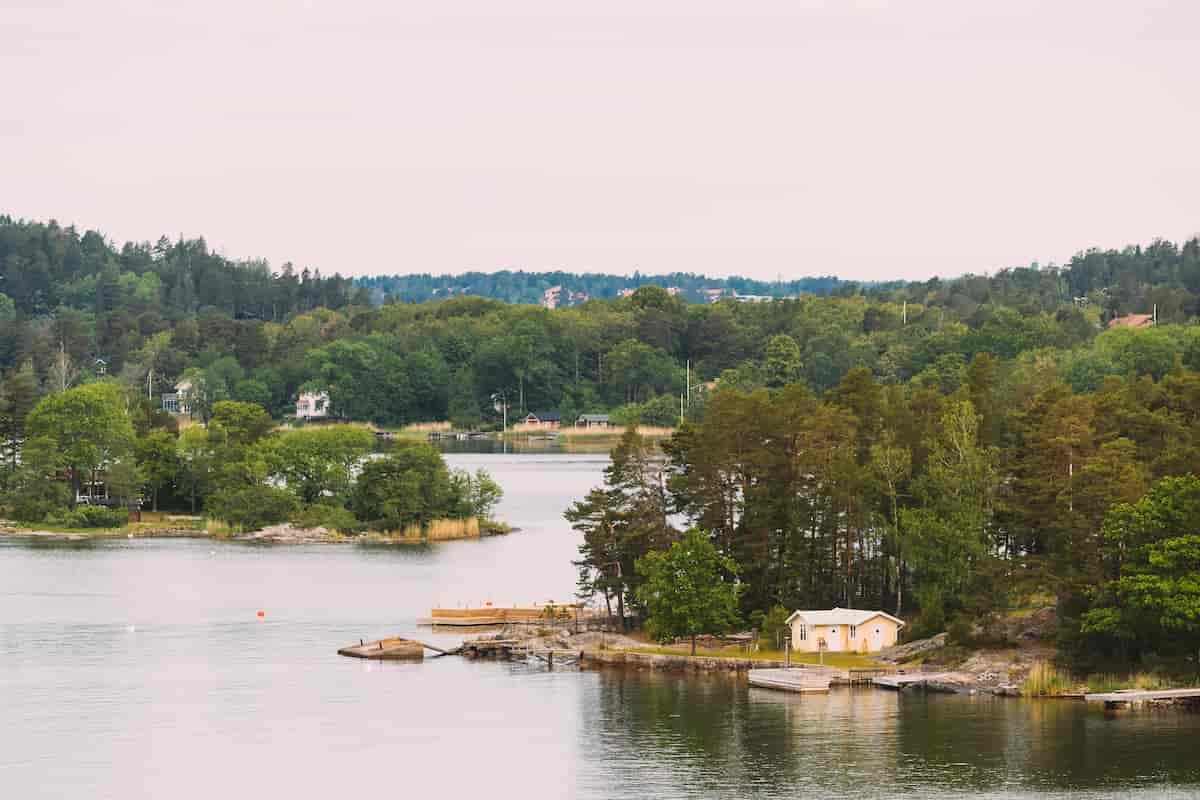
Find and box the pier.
[748,667,835,694]
[1085,688,1200,708]
[337,637,458,660]
[872,672,958,690]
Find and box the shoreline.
[0,520,518,545]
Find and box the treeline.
[2,212,1200,437]
[2,381,501,532]
[571,355,1200,669]
[358,270,853,304]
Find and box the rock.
[878,632,947,663]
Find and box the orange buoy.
[257,610,265,618]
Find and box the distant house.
[576,413,611,429]
[1108,313,1155,329]
[162,379,193,415]
[543,286,563,309]
[296,390,331,420]
[787,608,904,654]
[523,410,561,428]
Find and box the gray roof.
[577,414,610,422]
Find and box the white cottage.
[296,390,330,420]
[787,607,905,654]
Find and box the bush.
[5,474,72,523]
[207,484,298,531]
[47,505,128,529]
[291,502,362,534]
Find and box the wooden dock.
[1085,688,1200,708]
[419,605,602,627]
[873,672,958,690]
[337,637,457,660]
[748,668,834,694]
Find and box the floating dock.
[1085,688,1200,708]
[337,637,456,660]
[873,672,958,690]
[747,667,834,694]
[418,605,600,627]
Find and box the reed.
[1086,671,1172,693]
[425,517,480,540]
[556,425,677,438]
[1022,660,1077,696]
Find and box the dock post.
[549,651,554,669]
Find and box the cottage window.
[797,624,807,641]
[830,627,837,634]
[849,625,857,639]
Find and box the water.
[2,452,1199,799]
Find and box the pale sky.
[3,1,1198,281]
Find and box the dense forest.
[3,213,1200,667]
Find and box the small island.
[0,387,505,543]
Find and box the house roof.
[785,607,905,628]
[527,410,561,421]
[577,414,610,422]
[1108,313,1154,329]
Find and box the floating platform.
[748,668,833,694]
[1085,688,1200,707]
[419,605,600,627]
[337,637,426,660]
[873,672,957,690]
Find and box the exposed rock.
[877,632,947,663]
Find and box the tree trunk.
[152,487,158,513]
[691,635,697,656]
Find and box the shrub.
[291,502,362,534]
[6,478,72,523]
[47,505,128,529]
[207,484,298,531]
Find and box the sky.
[3,0,1198,281]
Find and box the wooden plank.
[748,668,833,694]
[1085,688,1200,703]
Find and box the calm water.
[3,453,1199,799]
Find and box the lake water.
[3,452,1199,799]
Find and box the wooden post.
[548,651,554,670]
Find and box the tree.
[636,529,743,655]
[25,382,135,500]
[1082,475,1200,663]
[447,366,482,429]
[566,487,626,624]
[350,442,460,530]
[207,484,298,531]
[176,426,215,513]
[452,468,503,519]
[763,334,803,388]
[0,361,39,473]
[267,426,375,504]
[136,429,179,511]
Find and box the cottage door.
[872,626,883,650]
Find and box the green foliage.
[267,426,374,503]
[291,501,362,534]
[1082,476,1200,661]
[636,529,743,655]
[206,484,298,531]
[25,382,135,496]
[349,443,461,530]
[451,468,503,519]
[47,505,128,529]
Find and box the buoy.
[127,533,133,539]
[257,610,265,618]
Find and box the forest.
[3,213,1200,667]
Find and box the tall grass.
[390,517,481,541]
[1086,672,1171,693]
[1023,660,1078,696]
[401,421,452,433]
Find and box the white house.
[162,379,193,415]
[296,390,331,420]
[787,607,905,654]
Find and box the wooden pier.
[748,667,835,694]
[873,672,958,690]
[1085,688,1200,708]
[418,605,602,627]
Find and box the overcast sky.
[3,1,1198,281]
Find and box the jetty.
[748,667,834,694]
[873,672,958,690]
[1085,688,1200,709]
[418,605,602,627]
[337,637,458,661]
